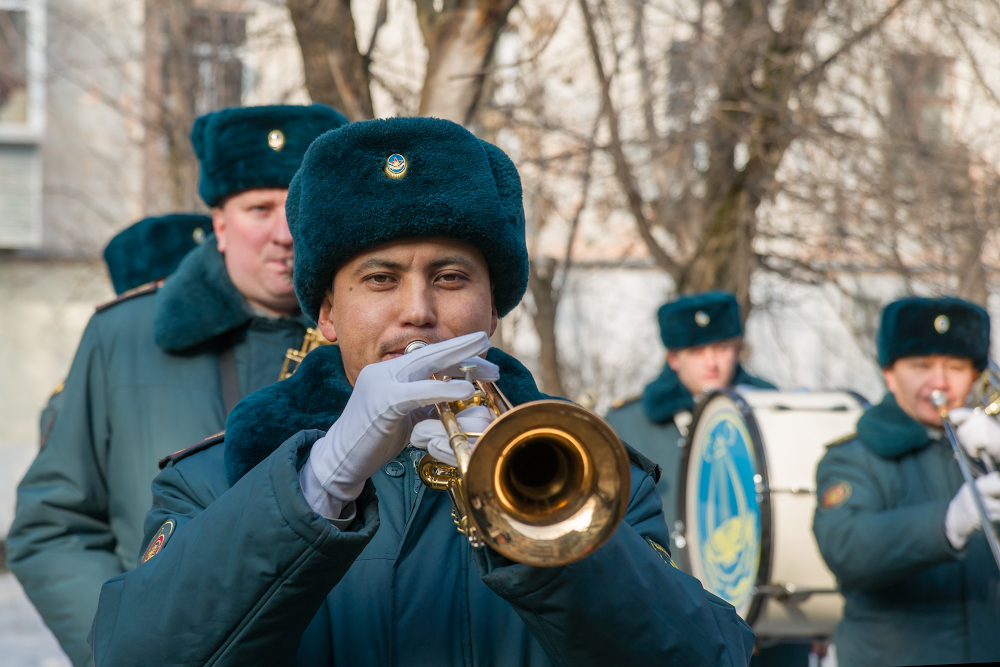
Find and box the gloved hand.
[949,408,1000,461]
[944,471,1000,549]
[300,332,499,520]
[410,405,496,467]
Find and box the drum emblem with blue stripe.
[690,406,761,613]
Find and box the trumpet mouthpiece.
[404,340,428,355]
[930,390,947,408]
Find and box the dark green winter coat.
[89,344,756,667]
[6,239,307,667]
[813,393,1000,667]
[605,363,775,564]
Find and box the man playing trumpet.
[814,297,1000,666]
[89,117,755,666]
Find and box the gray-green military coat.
[813,393,1000,667]
[6,240,307,666]
[605,363,775,562]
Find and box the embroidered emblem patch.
[934,314,950,334]
[267,129,285,151]
[695,311,710,327]
[385,153,407,179]
[646,537,678,568]
[140,519,176,564]
[820,482,852,510]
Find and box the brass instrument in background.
[280,328,334,380]
[932,359,1000,572]
[404,340,630,568]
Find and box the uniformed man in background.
[814,296,1000,666]
[605,291,775,555]
[89,117,755,666]
[6,103,347,666]
[37,213,214,451]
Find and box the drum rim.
[678,389,773,627]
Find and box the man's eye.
[437,273,465,284]
[368,274,393,285]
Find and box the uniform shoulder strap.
[159,431,226,470]
[95,279,163,312]
[825,431,857,449]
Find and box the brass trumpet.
[932,358,1000,572]
[280,328,334,380]
[404,341,630,567]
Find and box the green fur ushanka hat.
[286,117,529,321]
[877,296,991,370]
[103,213,212,294]
[192,104,348,207]
[658,291,743,349]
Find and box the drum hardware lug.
[753,583,839,601]
[753,482,816,495]
[671,521,687,550]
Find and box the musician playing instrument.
[6,104,347,667]
[813,296,1000,667]
[89,117,755,666]
[605,291,775,558]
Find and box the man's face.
[317,237,498,385]
[667,339,741,396]
[884,355,979,427]
[213,188,297,316]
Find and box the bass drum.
[678,389,867,638]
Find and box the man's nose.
[272,207,293,246]
[399,282,436,328]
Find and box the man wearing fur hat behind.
[605,291,775,567]
[89,118,755,666]
[7,104,347,667]
[814,297,1000,666]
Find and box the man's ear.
[489,291,499,337]
[212,206,227,253]
[317,290,338,343]
[883,366,897,395]
[667,350,679,372]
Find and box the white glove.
[410,405,496,467]
[944,471,1000,549]
[949,408,1000,461]
[299,332,499,520]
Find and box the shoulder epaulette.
[825,432,857,449]
[610,394,641,410]
[159,431,225,470]
[95,279,163,312]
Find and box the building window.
[0,0,45,248]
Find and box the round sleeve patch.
[820,482,852,510]
[140,519,176,564]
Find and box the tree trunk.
[161,0,200,211]
[528,257,566,397]
[415,0,519,125]
[287,0,374,121]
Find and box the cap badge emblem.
[267,129,285,151]
[934,315,950,334]
[192,227,206,244]
[385,153,407,179]
[695,311,710,327]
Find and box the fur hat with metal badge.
[877,296,991,371]
[192,103,349,207]
[657,291,743,349]
[285,116,529,322]
[102,214,212,294]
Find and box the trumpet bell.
[463,400,631,567]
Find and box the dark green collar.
[154,238,306,352]
[641,363,775,424]
[856,392,932,459]
[223,345,557,486]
